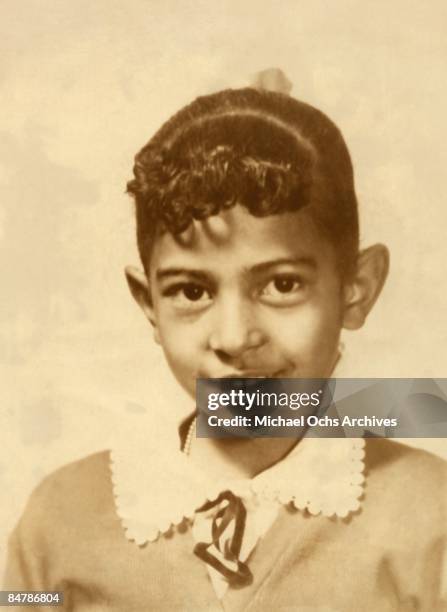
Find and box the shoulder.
[33,450,112,511]
[16,451,118,545]
[365,438,446,481]
[363,438,447,522]
[42,450,111,501]
[5,452,126,590]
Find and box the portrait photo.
[1,1,446,610]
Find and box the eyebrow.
[250,257,317,274]
[156,268,210,282]
[156,258,317,282]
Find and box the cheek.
[155,308,205,370]
[267,300,342,359]
[155,323,199,396]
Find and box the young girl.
[4,69,446,611]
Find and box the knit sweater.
[4,439,447,611]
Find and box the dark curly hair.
[127,88,359,278]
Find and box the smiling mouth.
[210,369,287,379]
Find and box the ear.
[342,244,390,331]
[124,266,160,344]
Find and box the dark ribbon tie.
[194,490,253,588]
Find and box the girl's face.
[146,205,345,399]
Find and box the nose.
[208,295,266,359]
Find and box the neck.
[189,434,299,479]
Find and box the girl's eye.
[259,275,304,304]
[164,283,213,310]
[183,284,207,301]
[272,278,298,293]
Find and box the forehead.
[149,205,336,275]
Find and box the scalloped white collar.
[110,420,365,546]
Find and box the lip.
[202,369,286,379]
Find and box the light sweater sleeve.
[3,483,51,592]
[4,524,38,590]
[3,451,115,599]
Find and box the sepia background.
[1,0,446,577]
